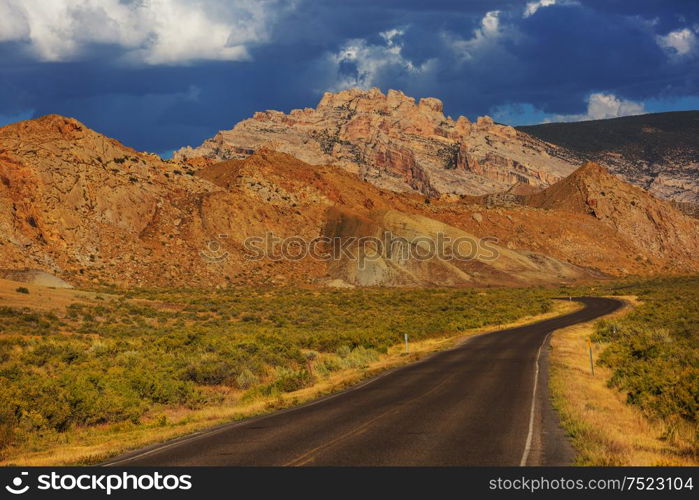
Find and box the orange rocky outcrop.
[1,115,697,288]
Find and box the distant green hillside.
[518,111,699,209]
[518,111,699,165]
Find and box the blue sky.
[1,0,698,156]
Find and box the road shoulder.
[548,296,696,465]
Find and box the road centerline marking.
[285,372,458,466]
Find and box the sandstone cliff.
[174,88,577,198]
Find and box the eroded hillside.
[1,115,697,288]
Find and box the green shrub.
[270,367,312,393]
[184,354,235,386]
[0,387,19,454]
[592,277,698,423]
[337,347,379,370]
[235,368,259,390]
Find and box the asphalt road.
[104,296,622,466]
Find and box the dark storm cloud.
[0,0,697,151]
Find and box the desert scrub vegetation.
[0,286,552,459]
[593,277,698,428]
[547,276,698,464]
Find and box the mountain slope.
[1,115,697,288]
[524,162,698,261]
[519,111,699,204]
[0,114,219,287]
[0,115,589,287]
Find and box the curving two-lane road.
[104,297,622,467]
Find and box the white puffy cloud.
[523,0,579,19]
[491,93,646,125]
[327,28,435,90]
[480,10,501,35]
[552,93,645,122]
[0,0,29,42]
[445,10,503,61]
[523,0,557,18]
[656,27,698,58]
[0,0,289,65]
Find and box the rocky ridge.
[175,88,578,198]
[1,114,697,288]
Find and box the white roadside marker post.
[404,334,409,354]
[587,337,595,376]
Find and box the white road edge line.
[520,331,552,467]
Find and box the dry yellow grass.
[2,299,581,466]
[549,296,697,466]
[0,278,108,312]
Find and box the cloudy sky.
[1,0,698,156]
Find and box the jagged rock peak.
[315,87,451,120]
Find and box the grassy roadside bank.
[550,278,699,465]
[0,285,564,465]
